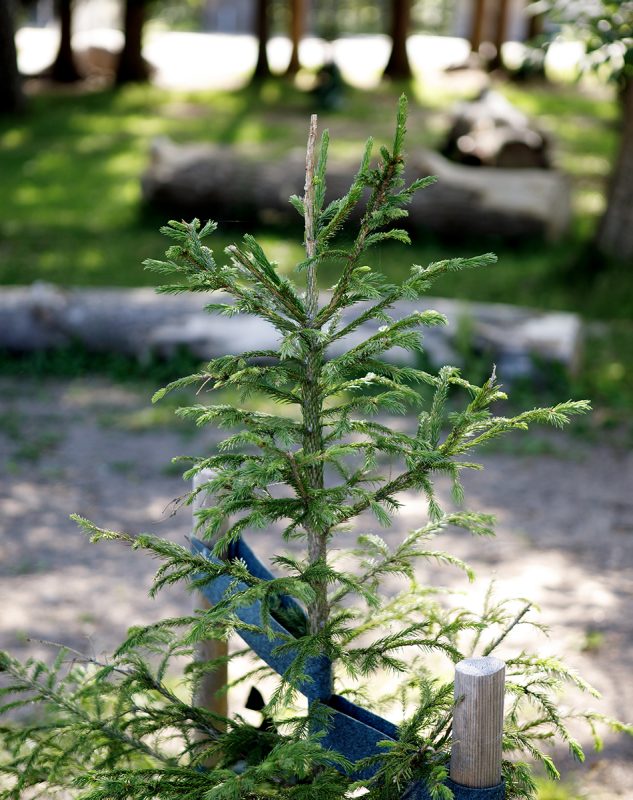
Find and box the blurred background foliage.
[1,0,632,434]
[1,7,632,796]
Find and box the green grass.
[0,78,628,319]
[0,404,64,465]
[0,82,436,287]
[536,777,587,800]
[0,341,203,383]
[2,76,632,423]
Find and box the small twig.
[285,451,310,506]
[228,244,305,321]
[28,638,133,676]
[483,603,532,656]
[162,492,191,519]
[196,375,214,395]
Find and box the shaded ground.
[1,376,632,797]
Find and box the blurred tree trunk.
[253,0,271,79]
[116,0,150,85]
[51,0,81,82]
[490,0,510,70]
[469,0,486,53]
[595,77,633,262]
[285,0,304,76]
[384,0,412,79]
[526,4,544,40]
[0,0,25,113]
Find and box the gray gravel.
[1,376,631,797]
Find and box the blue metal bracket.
[191,536,504,797]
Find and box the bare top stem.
[301,114,327,636]
[304,114,318,321]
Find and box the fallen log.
[441,89,552,170]
[141,137,570,241]
[0,285,582,380]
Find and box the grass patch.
[0,410,22,440]
[0,407,64,465]
[536,777,587,800]
[1,78,629,320]
[1,332,630,444]
[0,343,203,384]
[12,430,63,462]
[2,77,632,423]
[99,397,198,434]
[0,82,436,288]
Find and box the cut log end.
[455,656,505,677]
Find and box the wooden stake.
[192,470,228,724]
[450,656,505,788]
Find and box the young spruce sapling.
[1,97,630,800]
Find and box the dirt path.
[1,376,631,797]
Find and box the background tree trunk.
[252,0,271,79]
[489,0,510,70]
[285,0,303,76]
[51,0,81,82]
[116,0,150,85]
[469,0,486,54]
[383,0,412,80]
[595,77,633,262]
[0,0,25,114]
[526,4,544,40]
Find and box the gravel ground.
[1,376,632,797]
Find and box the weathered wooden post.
[450,656,505,789]
[192,470,228,723]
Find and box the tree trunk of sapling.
[302,116,328,636]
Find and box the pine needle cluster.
[1,97,629,800]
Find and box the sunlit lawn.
[1,75,632,426]
[0,82,436,288]
[0,77,625,316]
